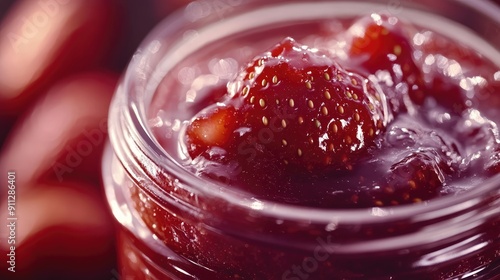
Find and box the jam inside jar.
[103,0,500,279]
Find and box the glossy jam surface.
[150,14,500,209]
[132,13,500,279]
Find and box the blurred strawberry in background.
[0,0,189,279]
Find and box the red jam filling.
[170,14,500,208]
[133,13,500,279]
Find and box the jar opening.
[109,0,500,225]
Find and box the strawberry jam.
[104,1,500,279]
[152,15,500,209]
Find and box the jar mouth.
[110,0,500,225]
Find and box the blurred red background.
[0,0,499,279]
[0,0,189,279]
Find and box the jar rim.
[109,0,500,225]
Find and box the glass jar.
[102,0,500,279]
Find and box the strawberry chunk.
[186,38,390,174]
[367,150,447,207]
[186,106,237,158]
[347,13,425,112]
[417,31,500,114]
[342,115,458,208]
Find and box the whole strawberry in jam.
[346,13,425,112]
[186,38,390,176]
